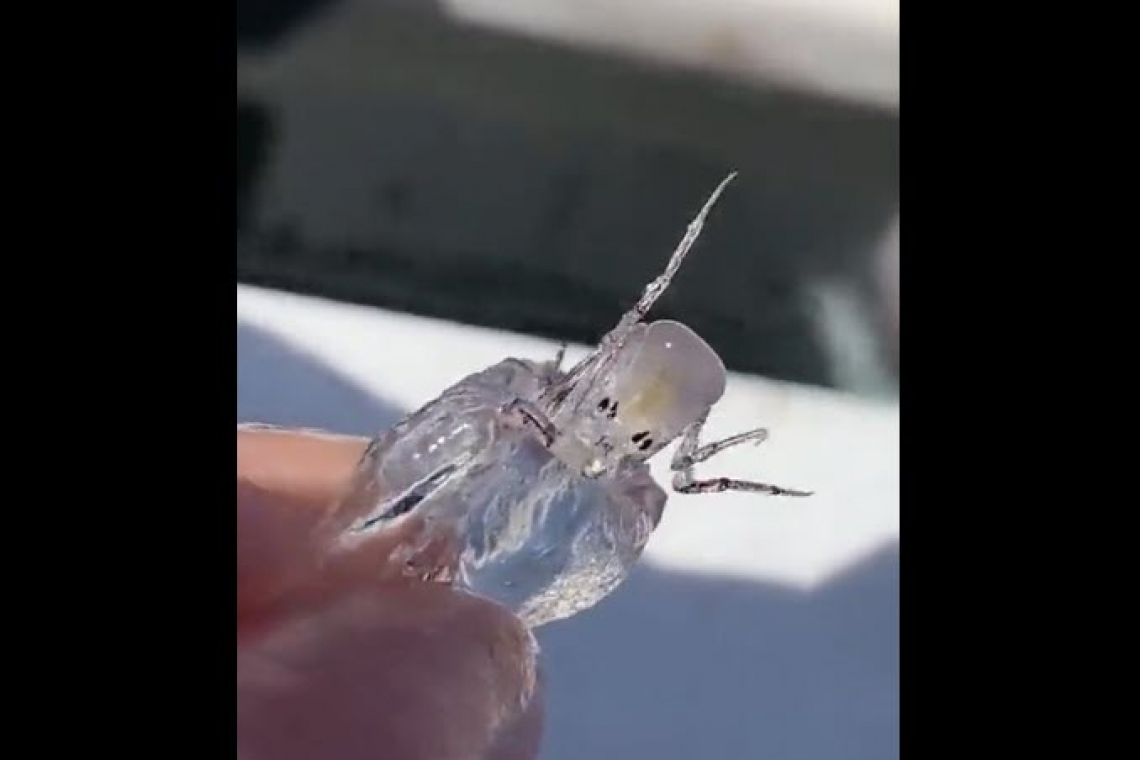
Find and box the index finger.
[238,426,409,632]
[238,425,368,511]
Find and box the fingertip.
[238,584,545,760]
[237,426,369,512]
[237,426,380,628]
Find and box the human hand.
[237,427,544,760]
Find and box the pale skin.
[237,427,544,760]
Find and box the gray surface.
[536,550,899,760]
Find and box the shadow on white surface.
[236,313,898,760]
[238,320,405,433]
[536,546,898,760]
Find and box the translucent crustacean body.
[329,174,812,627]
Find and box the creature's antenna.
[543,172,737,422]
[604,171,736,345]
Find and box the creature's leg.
[673,475,811,496]
[671,413,812,497]
[537,344,570,393]
[501,398,557,447]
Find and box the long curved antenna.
[605,171,737,344]
[543,172,738,423]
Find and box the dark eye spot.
[608,401,619,419]
[631,431,648,443]
[639,438,654,451]
[597,397,610,412]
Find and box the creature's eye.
[629,431,655,452]
[597,397,619,419]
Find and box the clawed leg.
[501,398,557,447]
[552,343,568,372]
[672,475,812,497]
[539,343,570,392]
[670,413,812,497]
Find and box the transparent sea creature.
[329,173,811,627]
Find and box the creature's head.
[552,320,727,477]
[541,174,738,479]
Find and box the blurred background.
[238,1,898,757]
